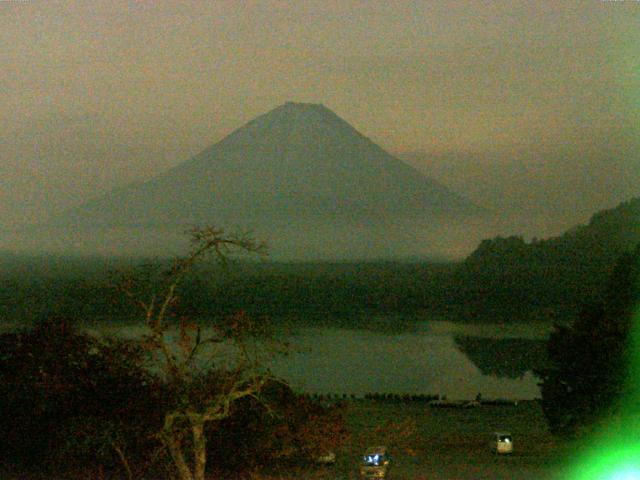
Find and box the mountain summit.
[51,102,485,258]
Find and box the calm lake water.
[3,318,552,401]
[267,321,551,400]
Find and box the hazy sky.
[1,1,639,237]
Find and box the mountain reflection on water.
[453,336,548,379]
[268,321,551,400]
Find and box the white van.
[491,432,513,454]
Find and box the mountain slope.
[37,102,486,259]
[58,102,479,230]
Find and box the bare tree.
[118,227,280,480]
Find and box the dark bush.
[538,244,640,436]
[205,380,348,473]
[0,316,162,475]
[0,318,348,478]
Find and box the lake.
[3,317,551,401]
[267,321,551,400]
[272,321,551,399]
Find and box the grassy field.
[262,400,573,480]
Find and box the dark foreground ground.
[2,400,575,480]
[262,399,574,480]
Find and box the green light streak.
[566,307,640,480]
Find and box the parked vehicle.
[315,451,336,464]
[360,446,391,478]
[491,432,513,454]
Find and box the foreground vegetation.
[0,228,348,480]
[0,396,574,479]
[0,198,638,478]
[0,316,347,478]
[539,244,640,437]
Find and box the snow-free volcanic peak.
[49,102,485,259]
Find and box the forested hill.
[469,197,640,265]
[2,199,638,327]
[448,197,640,320]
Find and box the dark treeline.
[0,253,607,327]
[0,255,456,327]
[451,197,640,321]
[539,243,640,436]
[1,197,638,327]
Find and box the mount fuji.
[45,102,487,259]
